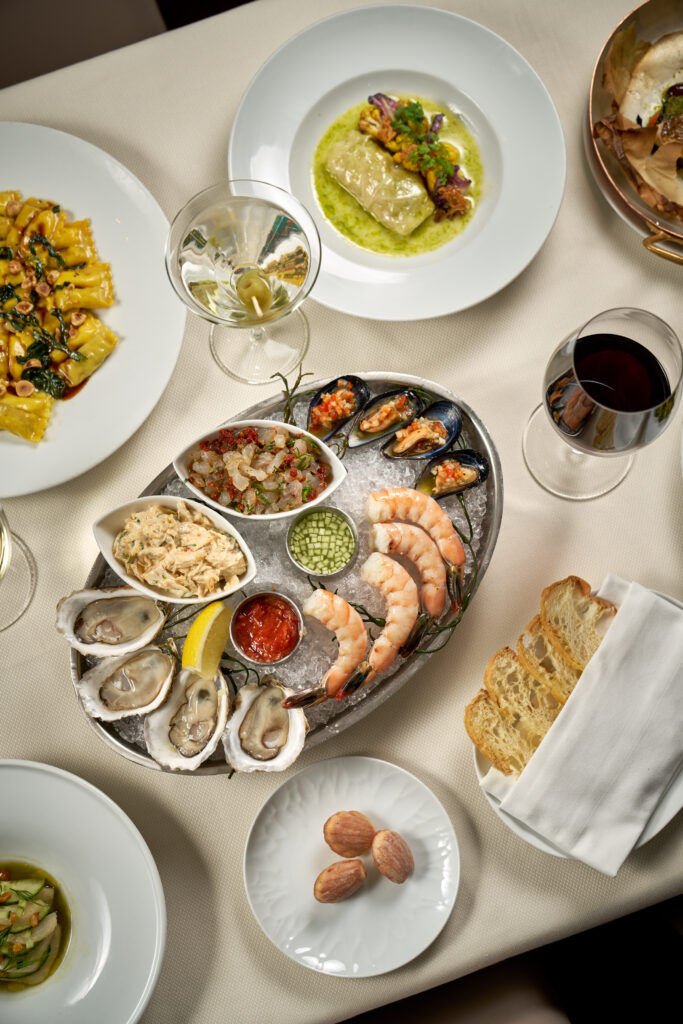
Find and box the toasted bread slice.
[540,576,616,671]
[484,647,561,741]
[464,689,539,775]
[517,615,581,704]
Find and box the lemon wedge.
[182,601,232,679]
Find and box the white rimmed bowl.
[172,419,347,522]
[0,760,165,1024]
[92,494,256,605]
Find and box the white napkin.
[481,575,683,875]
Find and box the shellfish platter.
[64,372,502,775]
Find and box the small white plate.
[173,419,347,521]
[473,592,683,858]
[0,760,165,1024]
[92,494,256,603]
[244,755,459,976]
[229,4,565,321]
[0,122,185,498]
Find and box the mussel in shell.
[416,448,489,497]
[307,375,370,440]
[381,400,462,460]
[348,388,424,447]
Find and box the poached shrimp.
[281,589,367,709]
[367,487,465,611]
[370,522,446,618]
[336,552,418,700]
[371,521,447,655]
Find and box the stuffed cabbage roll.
[325,130,435,236]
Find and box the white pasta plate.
[228,4,566,320]
[473,593,683,858]
[244,755,460,976]
[92,494,256,604]
[0,759,165,1024]
[0,122,185,498]
[173,418,347,521]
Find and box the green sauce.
[312,96,483,257]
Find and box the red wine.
[574,333,670,412]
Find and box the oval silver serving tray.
[71,372,503,773]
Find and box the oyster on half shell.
[56,587,167,658]
[223,677,307,772]
[77,645,176,722]
[144,668,229,771]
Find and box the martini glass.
[523,308,682,500]
[0,504,37,630]
[165,180,321,384]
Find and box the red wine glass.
[523,308,682,500]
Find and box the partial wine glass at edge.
[0,503,37,631]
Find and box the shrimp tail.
[399,611,433,657]
[446,562,464,614]
[281,686,328,710]
[335,661,374,700]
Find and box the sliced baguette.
[540,576,616,671]
[517,615,581,704]
[484,647,561,741]
[464,689,540,775]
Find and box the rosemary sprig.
[271,363,313,425]
[325,430,350,459]
[417,493,478,652]
[306,575,385,628]
[220,653,261,689]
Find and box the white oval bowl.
[173,419,347,521]
[92,494,256,605]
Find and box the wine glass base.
[522,404,634,500]
[0,534,37,631]
[209,308,310,385]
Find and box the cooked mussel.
[416,448,489,497]
[381,400,462,460]
[307,375,371,441]
[348,388,424,448]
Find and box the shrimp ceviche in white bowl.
[69,372,501,774]
[173,420,346,521]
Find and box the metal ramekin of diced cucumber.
[286,506,358,578]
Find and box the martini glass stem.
[209,309,310,385]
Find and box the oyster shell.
[416,448,490,497]
[56,587,167,658]
[76,646,175,722]
[381,399,462,460]
[144,667,229,771]
[348,388,424,448]
[223,677,307,772]
[307,375,371,441]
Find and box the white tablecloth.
[1,2,682,1022]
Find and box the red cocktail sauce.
[232,594,300,663]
